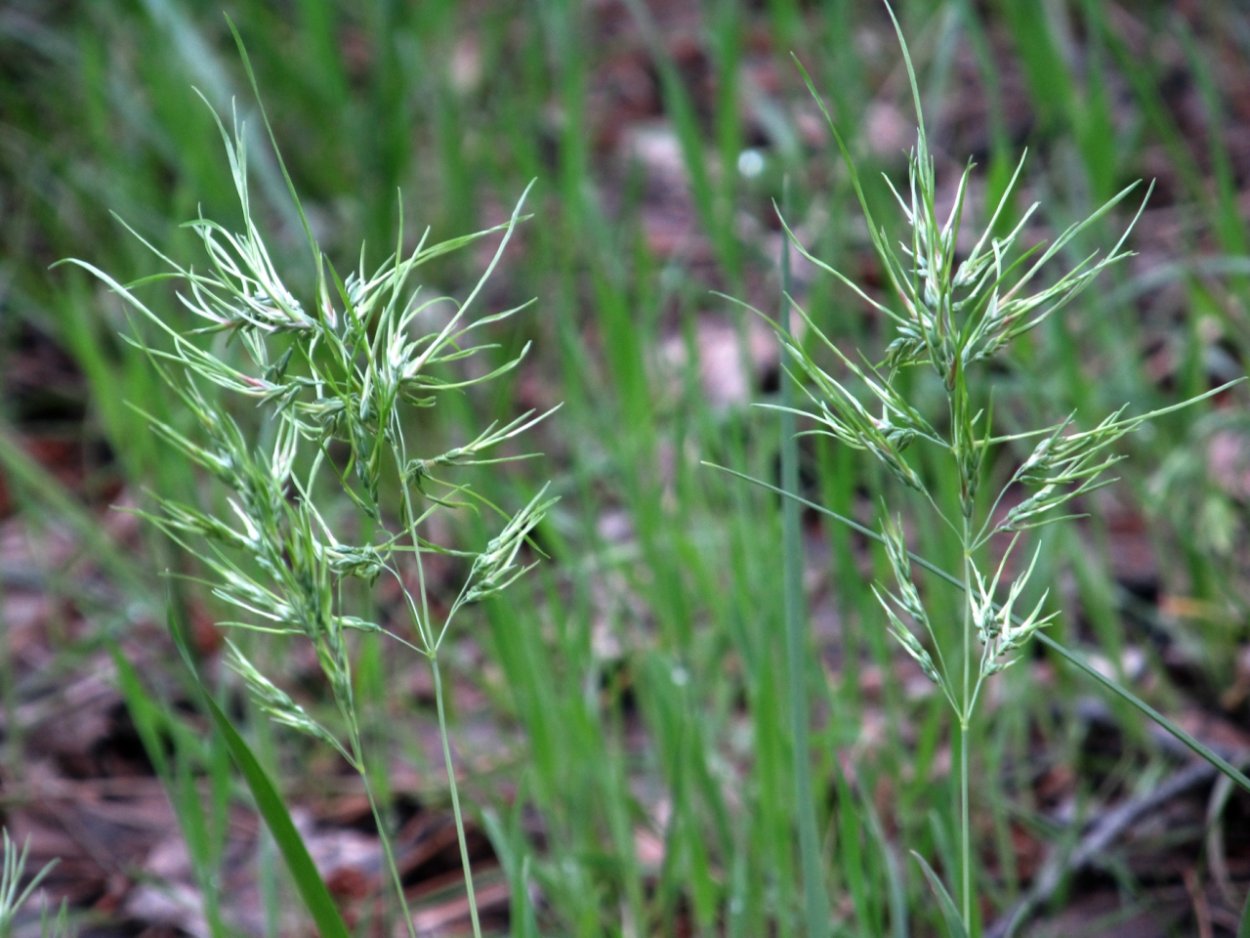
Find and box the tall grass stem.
[778,179,832,937]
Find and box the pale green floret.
[969,542,1059,679]
[224,641,351,763]
[872,585,942,687]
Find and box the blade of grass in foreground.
[165,594,353,938]
[777,180,831,938]
[705,463,1250,796]
[913,851,969,938]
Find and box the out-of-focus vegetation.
[3,2,1249,935]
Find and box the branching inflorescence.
[64,87,555,938]
[752,9,1238,932]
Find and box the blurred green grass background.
[3,1,1249,935]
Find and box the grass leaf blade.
[910,851,969,938]
[166,595,353,938]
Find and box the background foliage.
[3,1,1249,935]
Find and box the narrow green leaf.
[778,179,832,938]
[910,851,969,938]
[166,597,352,938]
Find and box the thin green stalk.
[960,719,971,930]
[432,656,483,938]
[347,717,419,938]
[394,445,479,935]
[778,181,831,938]
[961,513,975,929]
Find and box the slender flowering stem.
[723,4,1238,932]
[961,515,975,927]
[433,656,483,938]
[62,78,556,937]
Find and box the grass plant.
[715,7,1246,935]
[59,32,556,937]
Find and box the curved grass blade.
[911,851,969,938]
[166,594,352,938]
